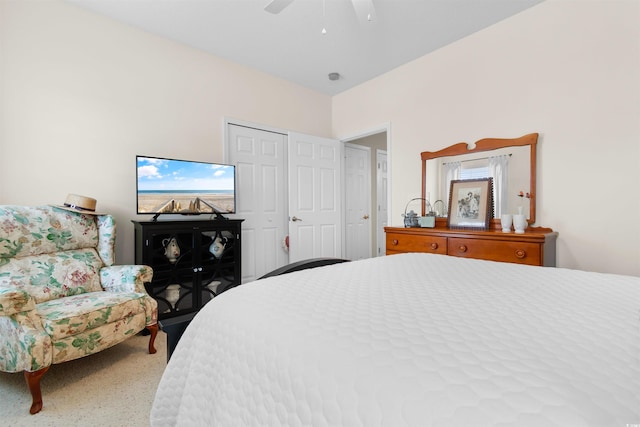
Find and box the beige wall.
[2,1,638,275]
[0,0,332,264]
[333,0,640,276]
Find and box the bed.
[150,253,640,426]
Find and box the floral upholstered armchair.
[0,205,158,414]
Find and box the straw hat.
[53,194,105,215]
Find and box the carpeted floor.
[0,333,167,426]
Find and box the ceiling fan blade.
[351,0,376,23]
[264,0,295,14]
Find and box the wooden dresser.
[403,133,557,266]
[385,226,558,267]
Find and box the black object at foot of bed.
[258,257,350,279]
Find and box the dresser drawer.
[448,237,542,266]
[386,232,447,255]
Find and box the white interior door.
[376,149,388,256]
[288,132,342,263]
[345,143,371,260]
[227,124,288,282]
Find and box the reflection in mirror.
[425,145,530,218]
[421,133,537,226]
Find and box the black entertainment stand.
[132,219,243,321]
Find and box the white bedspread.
[151,253,640,426]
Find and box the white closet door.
[227,124,288,282]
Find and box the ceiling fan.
[264,0,295,14]
[264,0,376,22]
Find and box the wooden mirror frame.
[421,133,538,229]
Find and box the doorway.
[342,129,389,258]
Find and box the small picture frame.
[447,178,494,230]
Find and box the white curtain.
[488,155,509,217]
[443,161,461,214]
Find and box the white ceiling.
[66,0,544,96]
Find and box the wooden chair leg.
[147,323,158,354]
[24,366,49,414]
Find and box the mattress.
[151,253,640,426]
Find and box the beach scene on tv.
[137,156,235,215]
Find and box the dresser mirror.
[421,133,538,227]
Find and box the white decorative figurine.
[164,284,181,312]
[209,237,225,258]
[162,237,180,263]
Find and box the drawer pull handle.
[430,243,438,250]
[458,245,467,253]
[515,249,526,259]
[392,239,399,246]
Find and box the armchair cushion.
[37,291,149,364]
[0,206,98,259]
[50,312,147,365]
[37,291,149,340]
[1,249,104,304]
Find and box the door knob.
[515,249,527,259]
[363,214,370,220]
[291,216,302,222]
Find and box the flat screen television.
[136,155,235,219]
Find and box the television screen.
[136,155,236,216]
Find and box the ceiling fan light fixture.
[328,72,340,81]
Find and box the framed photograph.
[447,178,494,230]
